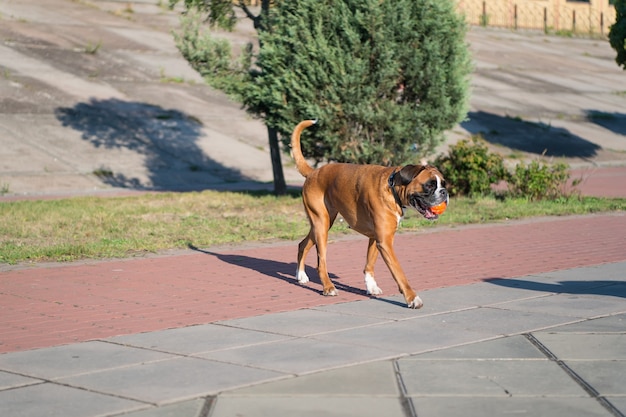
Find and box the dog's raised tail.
[291,119,317,178]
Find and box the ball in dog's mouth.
[411,197,441,220]
[430,201,447,215]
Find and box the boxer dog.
[291,120,448,308]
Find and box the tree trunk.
[267,125,286,195]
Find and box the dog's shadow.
[188,244,366,296]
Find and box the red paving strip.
[1,212,625,354]
[569,166,626,198]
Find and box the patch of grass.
[0,191,624,264]
[159,68,186,84]
[552,29,574,38]
[92,167,114,178]
[84,40,102,55]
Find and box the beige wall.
[456,0,616,35]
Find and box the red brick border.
[1,213,624,353]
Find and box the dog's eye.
[425,180,436,192]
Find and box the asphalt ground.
[1,1,626,416]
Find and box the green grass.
[1,190,624,264]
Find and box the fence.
[456,0,617,36]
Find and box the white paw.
[408,296,424,309]
[296,269,309,284]
[364,272,383,296]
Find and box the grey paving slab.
[485,275,622,296]
[121,398,207,417]
[607,397,626,416]
[586,282,626,299]
[312,294,433,321]
[540,262,626,283]
[309,313,492,354]
[198,337,396,375]
[532,333,626,360]
[412,397,613,417]
[0,341,173,380]
[544,313,626,333]
[216,308,392,336]
[416,281,554,310]
[0,370,41,390]
[222,361,399,396]
[493,293,626,318]
[58,357,284,405]
[211,397,407,417]
[397,359,588,397]
[422,306,581,335]
[312,306,576,355]
[313,281,552,320]
[0,382,147,417]
[410,335,546,360]
[566,361,626,396]
[481,262,626,297]
[107,323,290,355]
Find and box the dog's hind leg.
[314,227,337,296]
[307,209,338,296]
[297,207,339,296]
[364,238,383,295]
[296,232,314,284]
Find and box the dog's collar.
[388,170,405,210]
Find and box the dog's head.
[391,164,448,220]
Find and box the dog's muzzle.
[410,188,448,220]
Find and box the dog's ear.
[395,164,427,186]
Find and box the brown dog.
[291,120,448,308]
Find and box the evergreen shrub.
[243,0,472,165]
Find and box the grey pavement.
[1,261,625,417]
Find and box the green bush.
[434,137,509,197]
[609,0,626,70]
[244,0,472,165]
[508,160,570,201]
[436,137,573,200]
[173,11,249,93]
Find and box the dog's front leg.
[376,236,423,309]
[364,238,383,296]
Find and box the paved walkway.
[1,212,625,354]
[1,1,626,416]
[1,204,625,417]
[1,257,625,417]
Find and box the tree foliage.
[172,0,471,172]
[609,0,626,70]
[244,0,471,165]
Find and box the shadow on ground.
[188,244,366,296]
[585,110,626,136]
[462,111,601,158]
[55,98,250,191]
[485,277,626,298]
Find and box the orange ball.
[430,201,447,215]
